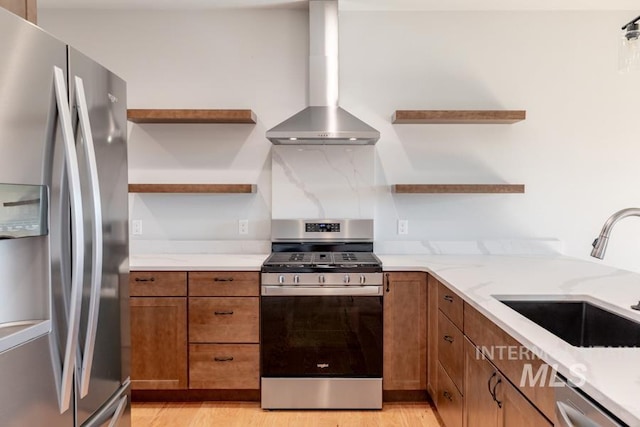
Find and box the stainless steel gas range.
[260,219,383,410]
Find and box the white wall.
[40,9,307,248]
[39,8,640,272]
[338,10,640,271]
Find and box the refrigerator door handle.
[53,66,85,413]
[107,395,128,427]
[74,75,104,398]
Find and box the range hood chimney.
[266,0,380,145]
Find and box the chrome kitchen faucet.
[591,207,640,310]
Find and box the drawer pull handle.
[443,391,453,402]
[214,310,234,315]
[443,295,454,302]
[214,278,234,282]
[443,335,454,343]
[134,277,155,282]
[214,356,234,362]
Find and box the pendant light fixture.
[620,15,640,73]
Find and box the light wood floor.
[131,401,443,427]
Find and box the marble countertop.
[130,253,269,271]
[129,252,640,425]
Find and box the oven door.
[260,289,383,379]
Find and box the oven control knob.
[343,274,351,284]
[278,275,285,285]
[319,274,325,284]
[360,274,366,284]
[293,275,300,284]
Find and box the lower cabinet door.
[464,337,553,427]
[436,363,463,427]
[498,378,553,427]
[189,344,260,389]
[383,272,427,390]
[130,297,187,390]
[464,338,499,427]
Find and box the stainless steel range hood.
[266,0,380,145]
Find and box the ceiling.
[37,0,640,11]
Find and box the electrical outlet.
[397,219,408,235]
[132,220,143,236]
[238,219,249,235]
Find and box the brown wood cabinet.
[131,270,260,393]
[130,296,187,390]
[189,344,259,389]
[438,310,464,391]
[436,362,463,427]
[189,271,259,296]
[437,280,463,329]
[464,338,551,427]
[464,337,502,427]
[464,302,556,423]
[0,0,36,24]
[429,276,552,427]
[427,275,439,397]
[130,271,187,297]
[130,272,188,390]
[383,271,427,391]
[188,297,259,343]
[432,277,466,426]
[187,271,260,390]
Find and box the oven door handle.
[261,286,383,297]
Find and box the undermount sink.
[497,299,640,348]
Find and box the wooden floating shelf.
[393,184,525,194]
[127,109,257,124]
[128,184,257,194]
[392,110,526,124]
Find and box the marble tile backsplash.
[271,145,375,219]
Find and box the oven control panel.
[271,219,373,242]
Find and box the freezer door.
[68,47,130,426]
[0,334,74,427]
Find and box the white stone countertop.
[381,254,640,426]
[130,253,269,271]
[129,252,640,425]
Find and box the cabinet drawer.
[188,297,259,343]
[464,302,556,424]
[189,344,259,389]
[436,362,463,427]
[189,271,259,296]
[438,310,464,392]
[130,271,187,297]
[438,280,463,329]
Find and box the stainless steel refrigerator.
[0,8,130,427]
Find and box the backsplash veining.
[271,145,375,219]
